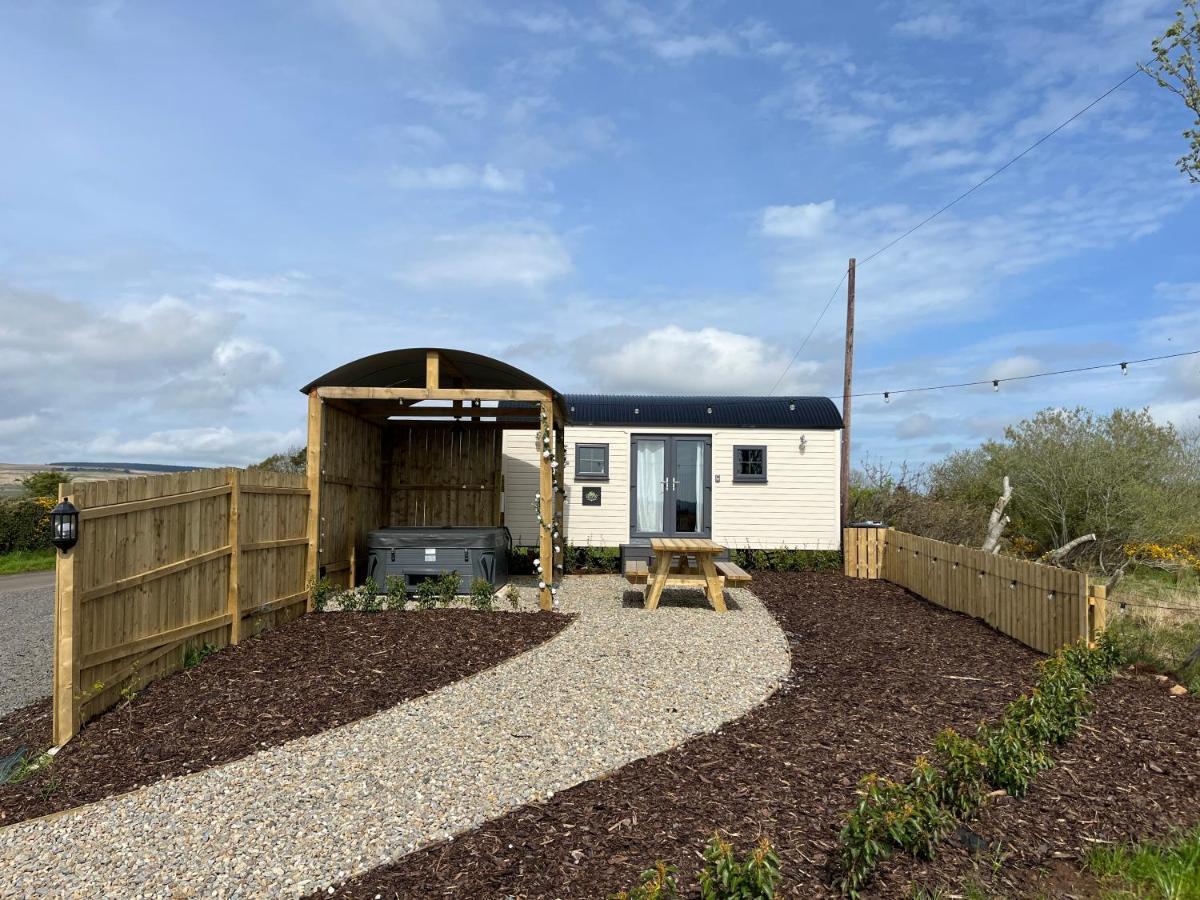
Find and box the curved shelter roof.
[300,347,558,395]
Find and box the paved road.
[0,570,55,716]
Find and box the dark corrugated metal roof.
[559,395,842,429]
[300,348,557,394]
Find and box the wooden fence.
[843,527,1108,655]
[54,467,309,744]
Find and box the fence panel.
[54,467,310,744]
[844,527,1100,656]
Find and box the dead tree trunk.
[1045,533,1096,564]
[981,476,1012,555]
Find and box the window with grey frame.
[733,445,767,483]
[574,443,609,481]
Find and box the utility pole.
[840,258,856,530]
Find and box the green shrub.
[358,577,383,612]
[698,834,782,900]
[729,548,842,573]
[565,545,620,573]
[19,471,71,500]
[505,583,522,609]
[469,578,496,611]
[610,861,680,900]
[337,585,362,611]
[310,577,335,613]
[436,571,461,606]
[414,577,440,610]
[0,498,53,554]
[508,546,537,575]
[385,576,408,610]
[183,642,218,670]
[837,639,1123,895]
[931,729,989,818]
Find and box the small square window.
[733,445,767,483]
[575,443,609,481]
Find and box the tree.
[1141,0,1200,182]
[20,471,72,500]
[249,446,307,475]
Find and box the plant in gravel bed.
[436,571,460,607]
[384,576,407,610]
[505,583,521,609]
[469,578,495,611]
[699,834,782,900]
[336,586,362,611]
[413,577,440,610]
[610,861,680,900]
[310,576,336,612]
[358,577,383,612]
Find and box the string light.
[1121,362,1128,375]
[883,392,890,404]
[992,379,999,392]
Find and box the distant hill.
[49,462,201,473]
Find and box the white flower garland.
[531,408,565,608]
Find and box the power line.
[858,349,1200,401]
[768,67,1142,394]
[768,268,848,394]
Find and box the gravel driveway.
[0,571,54,717]
[0,575,789,897]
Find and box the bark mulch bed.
[326,572,1046,899]
[0,609,568,827]
[327,572,1200,899]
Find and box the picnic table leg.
[699,555,727,613]
[645,551,673,610]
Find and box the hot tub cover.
[367,526,509,550]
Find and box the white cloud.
[985,355,1042,381]
[653,33,738,61]
[584,325,820,394]
[887,113,984,149]
[403,85,488,118]
[87,425,304,466]
[893,13,964,39]
[396,226,572,291]
[210,273,307,296]
[0,414,39,438]
[388,163,526,192]
[761,201,837,239]
[324,0,445,55]
[895,412,940,439]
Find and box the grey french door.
[630,435,712,538]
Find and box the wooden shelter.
[301,348,566,610]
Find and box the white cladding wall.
[502,426,840,550]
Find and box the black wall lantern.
[50,499,79,553]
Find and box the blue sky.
[1,0,1197,467]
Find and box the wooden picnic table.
[645,537,729,613]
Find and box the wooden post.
[52,488,81,745]
[840,258,856,530]
[538,396,554,610]
[555,424,566,574]
[347,485,358,588]
[305,391,324,611]
[426,350,440,390]
[1089,582,1107,640]
[227,468,242,644]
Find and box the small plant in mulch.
[469,578,496,612]
[610,861,680,899]
[837,638,1127,897]
[1,750,53,787]
[698,834,782,899]
[1086,824,1200,899]
[183,643,218,670]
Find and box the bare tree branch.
[1044,533,1097,564]
[981,476,1012,554]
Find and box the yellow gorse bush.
[1123,538,1200,570]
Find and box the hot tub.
[365,526,510,593]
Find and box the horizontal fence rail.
[54,467,310,744]
[843,527,1107,656]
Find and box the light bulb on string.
[1121,362,1128,376]
[883,392,890,404]
[992,380,999,392]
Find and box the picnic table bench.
[622,538,752,613]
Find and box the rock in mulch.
[0,575,789,898]
[0,608,567,827]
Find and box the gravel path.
[0,575,789,898]
[0,573,54,716]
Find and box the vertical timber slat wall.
[385,423,503,527]
[52,467,310,745]
[317,403,384,588]
[842,527,1103,656]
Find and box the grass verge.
[0,549,55,576]
[1086,825,1200,899]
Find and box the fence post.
[52,489,81,746]
[227,468,242,645]
[1089,582,1107,642]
